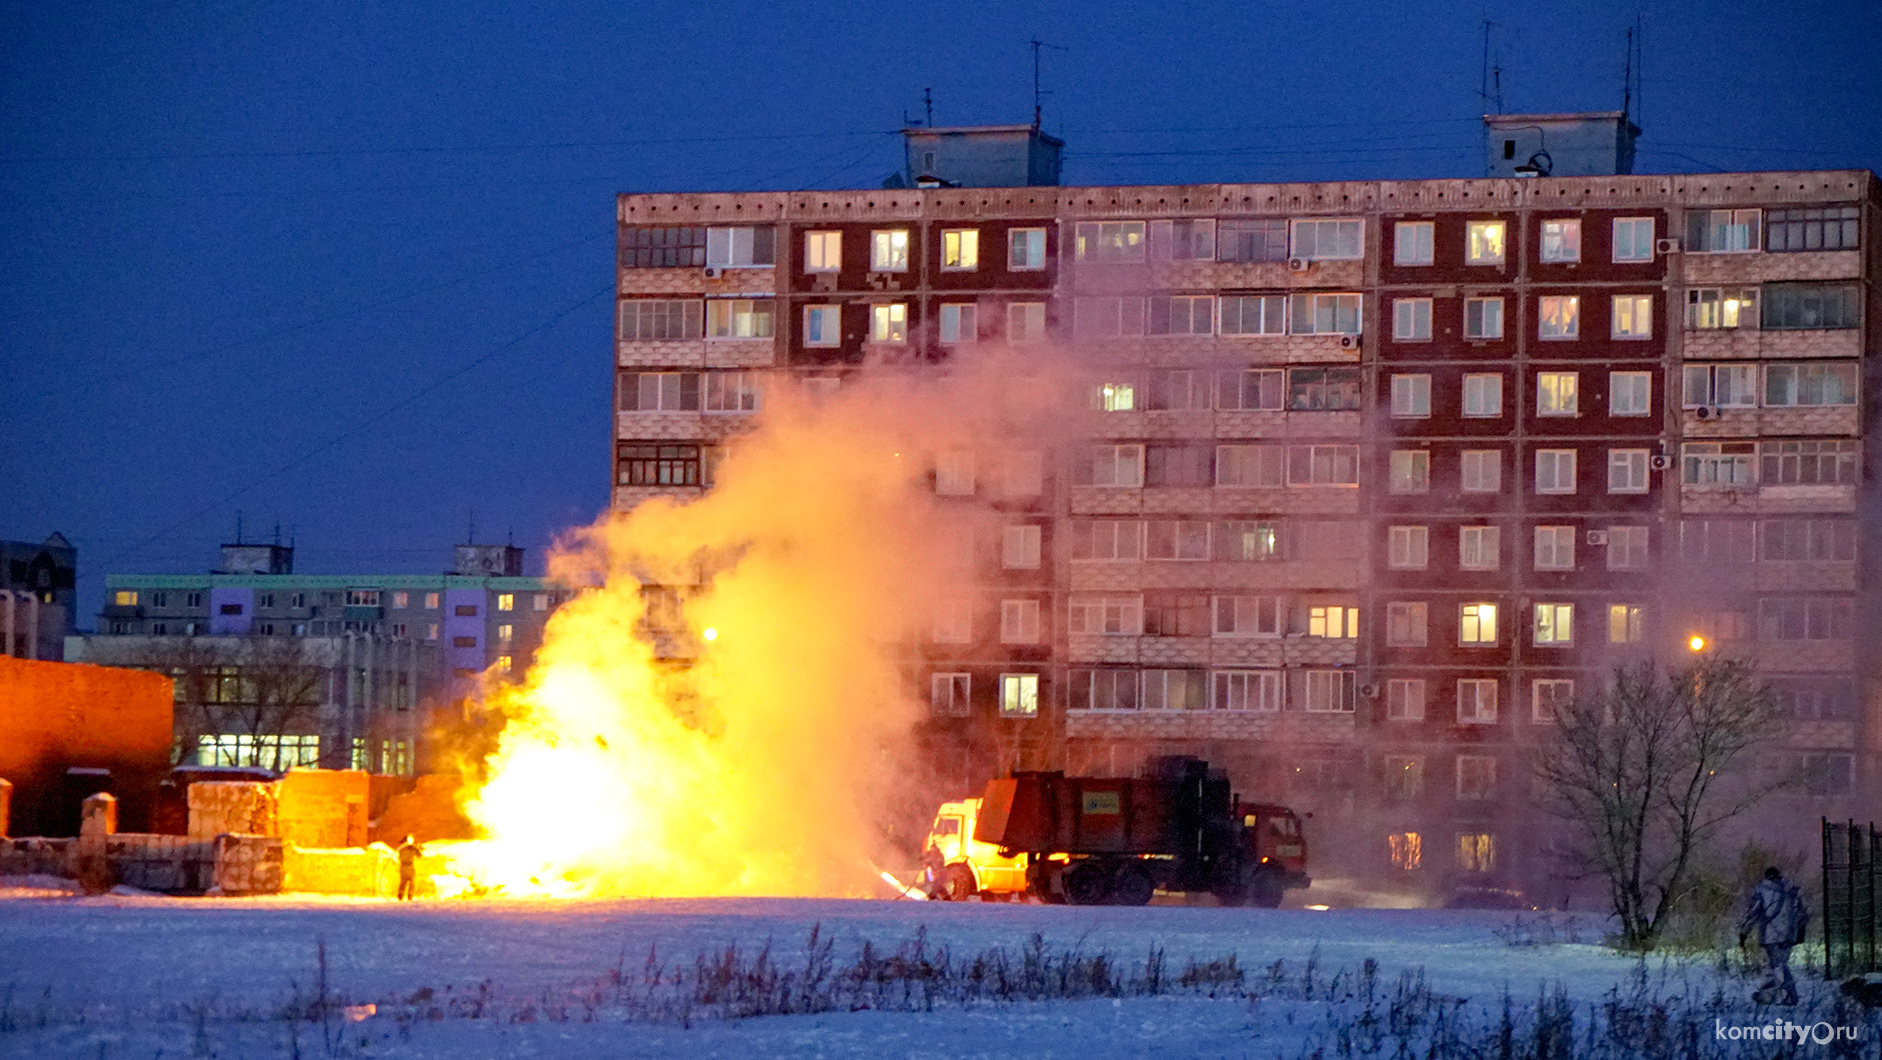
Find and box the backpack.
[1775,882,1810,945]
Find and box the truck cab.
[921,798,1027,901]
[1236,801,1312,906]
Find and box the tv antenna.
[1030,39,1065,129]
[1478,21,1504,115]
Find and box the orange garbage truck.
[921,756,1310,907]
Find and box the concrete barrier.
[189,782,278,839]
[278,769,368,848]
[213,834,284,895]
[282,843,398,897]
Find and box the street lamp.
[1687,634,1707,653]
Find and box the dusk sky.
[5,0,1879,627]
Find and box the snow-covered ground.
[0,886,1870,1058]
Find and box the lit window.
[930,673,971,717]
[1307,606,1359,639]
[1536,372,1578,416]
[1389,450,1430,494]
[1534,604,1573,645]
[1459,603,1498,645]
[496,624,514,645]
[1539,219,1581,262]
[1464,297,1504,339]
[1387,526,1428,570]
[870,303,908,343]
[1008,228,1047,270]
[346,589,380,606]
[938,303,978,345]
[706,299,775,339]
[1608,450,1651,494]
[1609,371,1652,416]
[1393,221,1433,265]
[1074,221,1147,262]
[803,305,841,347]
[1534,526,1576,570]
[1612,217,1655,262]
[999,673,1039,717]
[999,600,1041,644]
[1390,374,1430,417]
[1457,832,1496,872]
[1537,296,1580,339]
[1456,683,1498,725]
[1392,299,1432,341]
[1289,218,1363,260]
[425,623,439,641]
[1612,295,1653,339]
[1608,604,1644,643]
[1460,451,1502,493]
[1386,601,1428,647]
[1459,526,1500,570]
[496,594,514,612]
[1534,450,1577,494]
[424,592,439,609]
[1006,302,1047,342]
[1389,831,1423,869]
[1462,373,1502,417]
[804,231,841,272]
[1686,288,1757,329]
[941,229,979,270]
[113,590,138,606]
[870,230,910,271]
[1465,221,1505,265]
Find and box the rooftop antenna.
[235,511,244,545]
[1478,20,1499,115]
[466,511,475,545]
[1621,23,1633,120]
[924,87,933,128]
[273,522,281,547]
[1030,39,1064,130]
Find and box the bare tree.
[218,637,325,771]
[1536,657,1789,950]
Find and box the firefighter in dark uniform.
[397,834,423,901]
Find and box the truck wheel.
[1063,863,1111,906]
[941,864,977,902]
[1247,868,1285,909]
[1108,864,1155,907]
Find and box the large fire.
[433,353,1056,898]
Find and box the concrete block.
[277,769,370,848]
[282,843,397,897]
[188,781,278,838]
[213,834,284,895]
[80,792,117,836]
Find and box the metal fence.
[1821,819,1879,979]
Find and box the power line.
[0,130,900,166]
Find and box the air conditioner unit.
[1655,237,1681,254]
[1694,406,1711,419]
[1586,530,1610,546]
[1287,257,1311,272]
[703,266,724,279]
[1338,334,1359,350]
[1359,683,1381,700]
[1650,454,1673,471]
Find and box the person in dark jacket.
[1739,866,1805,1004]
[397,835,423,901]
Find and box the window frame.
[1612,217,1655,262]
[1465,221,1506,266]
[1393,221,1434,266]
[940,228,979,271]
[1008,228,1047,271]
[803,230,841,273]
[870,229,910,272]
[1538,219,1581,263]
[1534,449,1578,495]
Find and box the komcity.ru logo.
[1714,1018,1865,1045]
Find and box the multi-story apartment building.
[69,541,567,774]
[610,117,1878,896]
[1,532,77,660]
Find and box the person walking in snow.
[1739,866,1807,1005]
[397,835,423,901]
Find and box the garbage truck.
[921,756,1310,907]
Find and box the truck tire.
[940,864,977,902]
[1247,868,1286,909]
[1107,864,1155,907]
[1063,862,1111,906]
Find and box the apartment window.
[1766,205,1859,252]
[617,443,707,487]
[1612,217,1655,262]
[1539,219,1580,262]
[1288,367,1361,410]
[705,298,775,339]
[999,673,1039,718]
[1008,228,1047,270]
[1216,521,1280,562]
[931,673,970,717]
[423,592,439,609]
[870,303,908,343]
[194,592,209,607]
[1306,605,1359,639]
[1146,370,1208,410]
[1456,754,1498,798]
[1464,297,1504,339]
[1681,364,1758,408]
[1386,602,1428,647]
[703,371,760,413]
[1389,450,1430,494]
[1068,519,1141,561]
[1386,679,1426,721]
[1070,669,1137,712]
[1612,295,1653,338]
[1608,449,1651,494]
[1387,525,1429,570]
[940,229,979,270]
[533,594,549,612]
[1392,299,1433,341]
[1074,221,1147,262]
[1609,604,1644,643]
[1213,595,1281,637]
[1757,597,1853,641]
[621,225,707,268]
[1759,519,1855,562]
[1145,294,1213,337]
[705,226,776,267]
[1142,669,1209,711]
[390,592,408,609]
[1288,293,1362,335]
[930,599,972,644]
[1459,374,1501,418]
[1765,363,1857,406]
[1150,218,1216,261]
[1302,670,1356,713]
[619,372,700,411]
[1081,445,1143,487]
[494,593,514,613]
[1527,680,1573,724]
[1465,221,1505,265]
[113,590,138,606]
[1002,525,1042,569]
[935,450,976,495]
[803,305,841,346]
[1697,610,1752,643]
[1218,294,1286,335]
[425,623,439,641]
[1534,450,1577,494]
[1534,526,1576,570]
[452,636,477,648]
[1607,526,1650,569]
[1458,833,1496,872]
[1213,671,1282,713]
[1073,296,1147,338]
[1609,372,1652,416]
[1006,302,1047,341]
[1390,374,1431,417]
[804,230,841,272]
[1682,442,1756,486]
[1287,445,1360,486]
[1536,372,1578,416]
[1459,526,1500,570]
[1092,381,1136,412]
[1289,218,1362,260]
[1459,603,1498,645]
[1456,683,1498,725]
[1215,445,1285,487]
[495,624,515,646]
[1142,591,1209,637]
[1217,218,1288,262]
[1537,296,1579,339]
[1388,831,1423,870]
[1771,680,1856,722]
[1216,369,1284,410]
[1798,754,1855,797]
[1144,445,1211,487]
[1068,594,1142,636]
[617,299,703,341]
[1686,288,1757,329]
[1394,221,1434,265]
[1534,603,1573,645]
[1145,520,1210,561]
[1685,208,1760,253]
[1763,282,1861,330]
[870,229,909,271]
[1760,440,1858,486]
